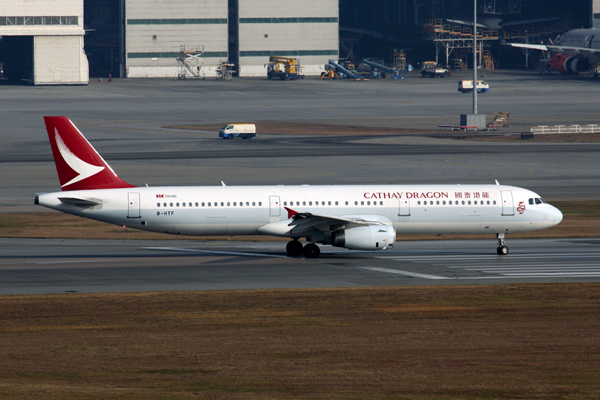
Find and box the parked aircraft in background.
[36,117,563,257]
[447,16,559,31]
[508,29,600,75]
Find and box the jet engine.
[550,54,589,74]
[331,225,396,251]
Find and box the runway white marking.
[143,247,288,258]
[379,251,600,279]
[357,267,449,280]
[28,259,117,265]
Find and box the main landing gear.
[496,233,509,255]
[286,239,321,258]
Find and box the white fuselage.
[36,184,563,240]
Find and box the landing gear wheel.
[497,246,509,255]
[286,240,303,256]
[303,243,320,258]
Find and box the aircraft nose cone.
[550,206,563,225]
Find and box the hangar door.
[1,36,34,83]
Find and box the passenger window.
[283,202,287,206]
[468,201,471,205]
[309,201,312,206]
[493,200,497,205]
[474,201,477,205]
[195,202,198,207]
[462,201,465,205]
[227,202,230,206]
[335,201,339,206]
[303,201,306,206]
[355,201,358,205]
[322,201,325,206]
[361,201,364,206]
[417,201,421,205]
[233,202,236,206]
[367,201,370,205]
[164,203,167,207]
[345,201,348,205]
[487,201,490,205]
[182,203,186,207]
[436,201,439,205]
[177,203,180,207]
[208,202,211,207]
[252,202,255,206]
[157,203,160,207]
[170,203,173,207]
[259,202,262,206]
[246,202,250,206]
[449,201,452,205]
[328,201,331,206]
[202,202,205,207]
[442,201,446,205]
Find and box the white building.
[0,1,88,85]
[125,0,339,78]
[125,0,228,78]
[237,0,339,77]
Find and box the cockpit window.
[529,197,546,205]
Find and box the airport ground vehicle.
[458,80,490,93]
[218,123,256,139]
[360,59,405,79]
[421,61,450,78]
[36,117,563,258]
[266,57,304,80]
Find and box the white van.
[218,123,256,139]
[458,80,490,93]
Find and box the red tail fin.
[44,116,135,191]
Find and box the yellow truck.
[266,56,305,80]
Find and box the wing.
[508,43,599,58]
[256,207,389,237]
[287,210,385,235]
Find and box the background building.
[0,0,598,84]
[0,1,88,84]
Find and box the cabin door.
[128,192,140,218]
[501,190,514,216]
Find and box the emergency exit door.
[269,195,281,217]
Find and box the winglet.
[284,207,298,219]
[44,116,135,191]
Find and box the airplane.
[507,29,600,75]
[35,116,563,257]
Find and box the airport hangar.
[0,0,599,85]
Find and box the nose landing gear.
[496,233,509,255]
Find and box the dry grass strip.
[0,284,599,399]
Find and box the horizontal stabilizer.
[58,197,102,207]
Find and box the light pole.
[473,0,477,115]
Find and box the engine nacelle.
[331,225,396,251]
[550,54,589,74]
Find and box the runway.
[1,237,599,294]
[2,70,600,293]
